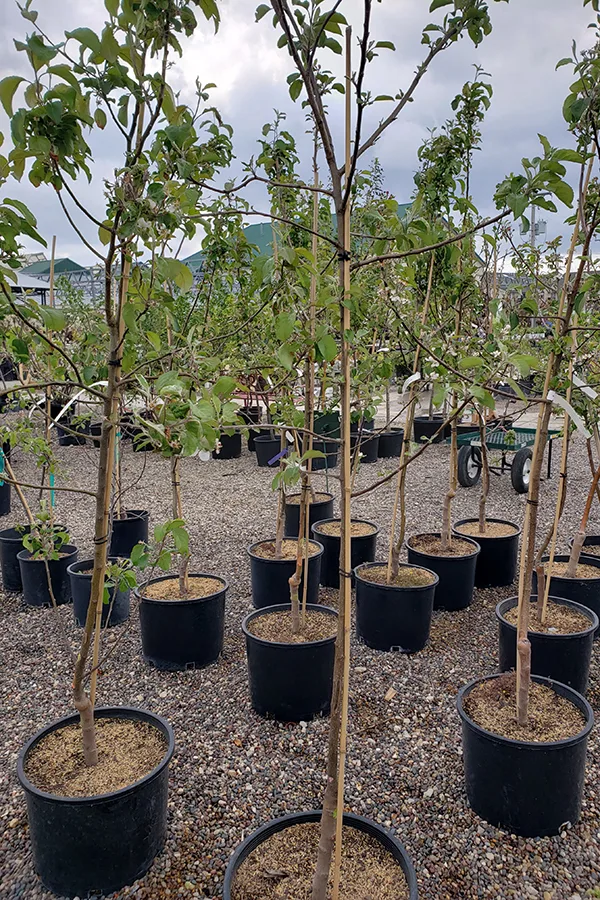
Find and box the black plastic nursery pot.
[311,438,338,470]
[378,428,404,458]
[0,524,30,591]
[17,706,174,898]
[284,492,334,539]
[406,533,480,611]
[413,415,450,443]
[457,673,594,837]
[496,596,598,695]
[68,558,131,628]
[247,539,324,609]
[350,430,379,463]
[570,533,600,564]
[311,518,379,588]
[0,479,10,516]
[354,562,438,653]
[57,420,89,446]
[453,518,520,588]
[90,422,102,448]
[242,604,337,721]
[240,406,261,451]
[109,509,149,559]
[138,573,226,670]
[17,545,78,607]
[350,416,375,433]
[254,434,281,467]
[223,809,418,900]
[213,431,242,460]
[533,555,600,638]
[314,410,340,438]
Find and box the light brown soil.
[455,521,518,538]
[142,575,223,601]
[504,601,592,634]
[252,539,321,560]
[545,561,600,580]
[247,609,337,644]
[315,520,376,538]
[463,672,586,742]
[231,821,409,900]
[359,565,436,588]
[579,544,600,558]
[410,534,475,557]
[286,493,332,505]
[24,718,168,797]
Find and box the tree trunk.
[440,396,458,551]
[566,463,600,577]
[478,410,489,534]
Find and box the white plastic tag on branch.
[401,372,421,395]
[547,390,591,439]
[573,374,598,401]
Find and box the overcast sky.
[0,0,595,265]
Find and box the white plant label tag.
[198,450,211,462]
[573,373,598,400]
[547,390,591,438]
[401,372,421,394]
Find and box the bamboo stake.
[44,236,57,513]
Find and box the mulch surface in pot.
[578,544,600,557]
[231,821,409,900]
[252,539,321,560]
[410,535,474,557]
[247,610,336,644]
[463,673,585,742]
[24,718,167,797]
[455,522,518,538]
[316,521,376,537]
[142,576,223,601]
[286,493,332,505]
[544,561,600,579]
[504,601,592,635]
[360,565,435,588]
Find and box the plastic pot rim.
[136,572,228,606]
[242,602,338,650]
[0,524,31,543]
[284,492,334,506]
[17,544,78,564]
[247,539,324,565]
[67,557,123,580]
[406,532,481,560]
[253,434,280,444]
[540,554,600,583]
[311,517,380,540]
[114,508,149,522]
[456,673,594,750]
[17,705,174,806]
[453,518,521,543]
[354,561,439,593]
[496,595,599,639]
[223,809,418,900]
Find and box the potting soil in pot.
[463,672,585,742]
[543,561,600,579]
[286,492,332,505]
[316,521,376,537]
[251,539,321,560]
[24,718,167,797]
[247,609,336,644]
[358,564,435,588]
[578,544,600,557]
[504,601,592,634]
[143,575,222,600]
[231,822,409,900]
[410,534,474,557]
[455,521,518,538]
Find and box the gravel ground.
[1,411,600,900]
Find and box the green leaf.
[551,179,574,207]
[275,311,295,341]
[213,375,237,399]
[255,4,270,21]
[374,41,395,50]
[105,0,119,15]
[317,334,337,362]
[39,307,65,331]
[505,377,527,403]
[303,449,326,460]
[147,331,161,351]
[457,357,484,370]
[171,526,189,555]
[429,0,452,10]
[65,28,103,56]
[432,382,447,409]
[289,79,303,102]
[0,77,25,117]
[278,344,294,369]
[98,220,113,245]
[94,108,107,129]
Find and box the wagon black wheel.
[458,445,481,487]
[511,447,533,494]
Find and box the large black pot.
[496,595,597,694]
[68,558,131,628]
[350,430,379,463]
[17,706,174,898]
[240,406,262,451]
[311,438,339,470]
[254,434,281,468]
[17,545,78,607]
[312,518,379,588]
[242,604,337,721]
[350,416,375,433]
[213,431,242,460]
[453,518,520,588]
[247,539,323,609]
[109,509,149,559]
[0,480,10,516]
[378,428,404,458]
[57,419,89,446]
[138,573,226,670]
[90,422,102,448]
[569,534,600,565]
[223,810,418,900]
[355,562,438,653]
[457,674,593,837]
[284,492,334,539]
[314,410,340,438]
[0,524,30,591]
[406,533,480,611]
[413,415,450,443]
[533,555,600,637]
